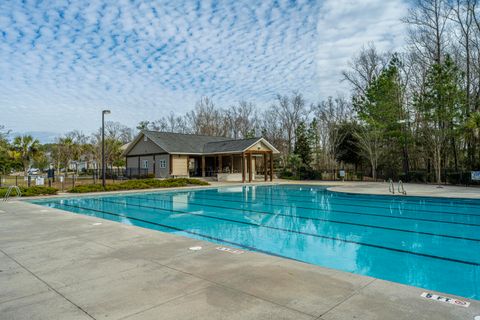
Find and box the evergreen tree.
[355,54,405,136]
[335,122,362,168]
[308,118,320,168]
[294,122,312,166]
[353,55,406,179]
[415,55,464,183]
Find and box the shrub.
[69,178,209,193]
[279,169,295,179]
[0,186,58,197]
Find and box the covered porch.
[188,151,274,183]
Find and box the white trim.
[241,138,280,154]
[159,159,167,168]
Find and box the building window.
[159,159,166,168]
[142,160,148,169]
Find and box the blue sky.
[0,0,409,136]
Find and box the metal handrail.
[398,180,407,195]
[3,186,21,201]
[388,179,395,194]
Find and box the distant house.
[122,131,279,182]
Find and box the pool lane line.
[192,189,480,217]
[200,186,480,210]
[244,186,480,208]
[122,195,480,242]
[332,192,480,208]
[133,192,480,227]
[57,201,480,267]
[194,189,480,217]
[189,192,480,224]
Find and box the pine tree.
[294,122,312,167]
[415,55,464,183]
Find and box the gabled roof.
[123,131,279,156]
[144,131,228,154]
[203,138,261,153]
[203,137,279,154]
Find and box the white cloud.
[316,0,409,98]
[0,0,409,133]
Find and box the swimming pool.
[30,184,480,300]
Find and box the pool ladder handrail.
[398,180,407,195]
[388,179,395,194]
[3,186,21,201]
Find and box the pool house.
[122,131,280,182]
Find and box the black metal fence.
[0,168,150,189]
[82,168,150,180]
[279,167,480,186]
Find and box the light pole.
[102,109,111,188]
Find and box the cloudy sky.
[0,0,409,138]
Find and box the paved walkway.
[1,199,479,320]
[272,180,480,199]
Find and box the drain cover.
[189,246,202,251]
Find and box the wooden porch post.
[241,153,245,183]
[201,156,205,177]
[230,155,233,173]
[248,153,252,182]
[269,151,273,181]
[219,155,222,173]
[264,152,267,181]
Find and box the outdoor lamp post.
[102,109,111,188]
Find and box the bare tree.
[311,97,353,171]
[150,112,189,133]
[186,97,228,136]
[275,92,308,154]
[226,101,257,139]
[403,0,452,65]
[342,44,389,96]
[354,125,384,181]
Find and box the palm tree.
[12,135,40,175]
[466,112,480,138]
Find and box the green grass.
[68,178,209,193]
[0,186,58,197]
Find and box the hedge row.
[0,186,58,197]
[69,178,209,193]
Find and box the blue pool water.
[30,185,480,299]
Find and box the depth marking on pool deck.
[420,292,470,307]
[216,246,244,254]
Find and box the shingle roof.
[143,131,229,154]
[203,138,261,153]
[123,131,279,155]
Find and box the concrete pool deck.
[1,182,480,319]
